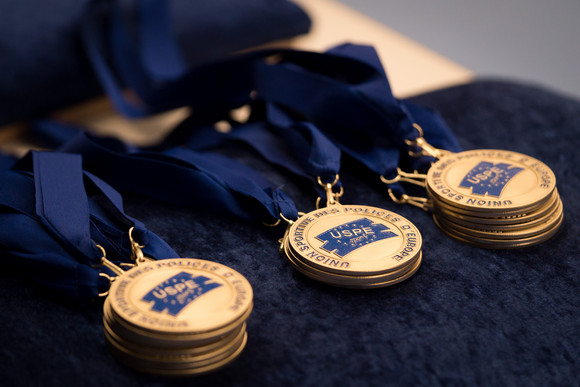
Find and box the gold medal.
[282,204,422,288]
[99,230,253,376]
[391,128,564,249]
[421,149,563,247]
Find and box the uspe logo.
[316,218,398,257]
[141,272,222,316]
[459,161,523,197]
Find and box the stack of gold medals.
[399,131,563,248]
[102,239,253,376]
[281,178,423,288]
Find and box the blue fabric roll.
[0,0,311,125]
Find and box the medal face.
[108,258,253,335]
[286,205,422,276]
[427,149,556,212]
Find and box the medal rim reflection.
[433,190,560,229]
[104,324,247,367]
[433,211,563,249]
[285,243,423,288]
[284,237,421,283]
[105,329,248,376]
[426,184,556,218]
[434,200,563,240]
[104,297,253,348]
[103,306,246,356]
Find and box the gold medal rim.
[426,184,555,217]
[285,248,422,289]
[104,322,246,365]
[107,258,253,336]
[351,253,422,289]
[434,202,563,240]
[435,196,563,236]
[433,210,563,249]
[284,236,421,285]
[103,312,245,357]
[104,297,253,347]
[106,330,247,376]
[426,149,556,212]
[432,190,560,228]
[286,205,422,276]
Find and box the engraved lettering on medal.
[459,161,523,197]
[392,233,418,261]
[293,216,316,251]
[315,218,398,257]
[229,278,249,312]
[141,272,222,316]
[466,198,513,207]
[306,251,349,268]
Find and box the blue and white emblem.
[141,272,222,316]
[459,161,523,197]
[315,217,398,257]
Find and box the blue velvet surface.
[0,80,578,386]
[0,0,310,126]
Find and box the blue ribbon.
[153,44,460,199]
[181,103,343,199]
[59,132,298,223]
[0,151,177,299]
[81,0,460,182]
[39,9,463,218]
[80,0,459,182]
[253,44,461,180]
[33,40,460,212]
